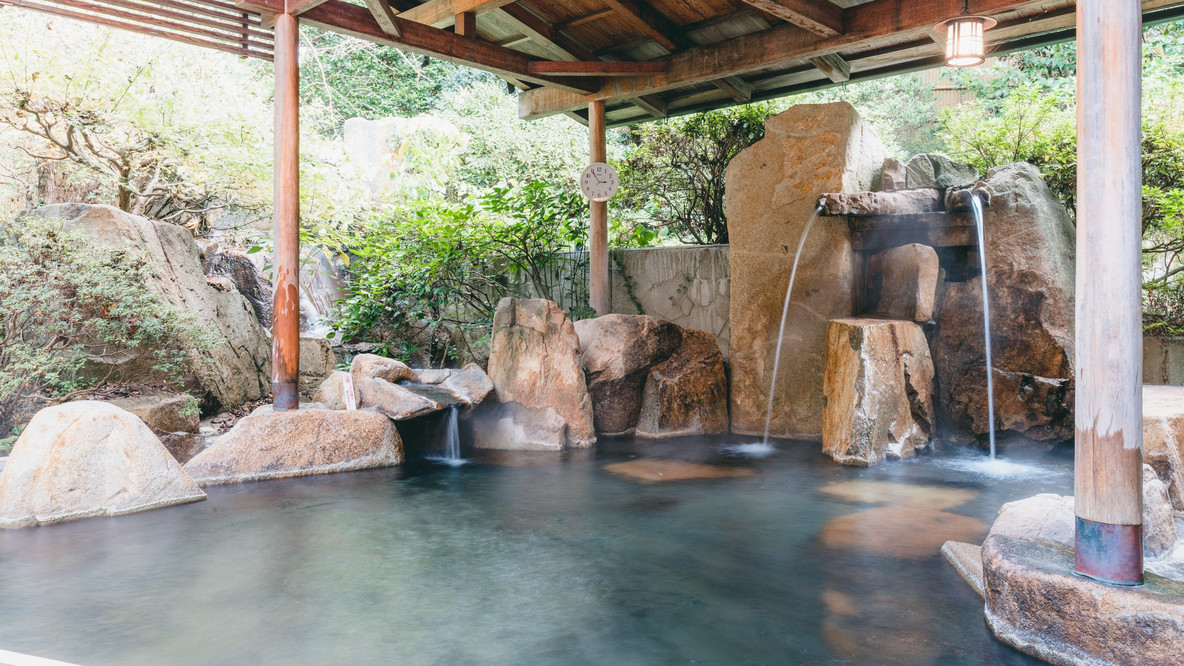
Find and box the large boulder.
[726,102,888,439]
[184,405,402,485]
[822,318,936,466]
[574,314,682,435]
[635,329,729,439]
[472,401,568,451]
[1144,384,1184,511]
[0,402,206,528]
[904,153,978,190]
[27,204,272,411]
[350,354,443,420]
[440,363,494,406]
[107,393,199,434]
[981,493,1184,666]
[483,298,595,448]
[933,163,1076,443]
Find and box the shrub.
[0,216,215,434]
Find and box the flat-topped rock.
[822,318,935,466]
[439,363,494,406]
[1144,384,1184,510]
[108,393,199,434]
[0,402,205,528]
[819,189,943,216]
[184,405,402,485]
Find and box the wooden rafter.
[361,0,400,36]
[290,0,598,93]
[810,53,850,82]
[600,0,682,51]
[496,2,596,61]
[519,0,1081,119]
[399,0,513,28]
[527,60,666,76]
[737,0,841,37]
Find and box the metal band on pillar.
[1074,0,1144,585]
[588,100,610,317]
[271,11,301,411]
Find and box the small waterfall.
[970,193,998,459]
[763,206,823,446]
[428,405,466,466]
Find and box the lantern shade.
[937,15,997,67]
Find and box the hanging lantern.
[936,5,996,68]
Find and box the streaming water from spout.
[428,405,466,466]
[970,193,998,459]
[762,205,823,447]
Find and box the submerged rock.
[822,318,935,466]
[635,329,728,439]
[933,163,1076,443]
[575,314,682,436]
[604,459,755,483]
[25,204,272,412]
[726,102,887,439]
[184,405,402,485]
[0,402,206,528]
[820,506,987,559]
[484,298,595,449]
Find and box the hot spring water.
[762,205,822,447]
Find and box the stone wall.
[1145,337,1184,386]
[608,245,731,356]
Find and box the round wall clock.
[580,162,619,202]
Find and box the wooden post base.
[1074,517,1144,586]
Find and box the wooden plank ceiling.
[7,0,1184,125]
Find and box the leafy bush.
[0,217,215,434]
[312,181,589,364]
[621,104,774,245]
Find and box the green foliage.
[0,216,215,434]
[313,181,589,361]
[793,73,945,156]
[621,104,774,245]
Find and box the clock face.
[580,162,619,202]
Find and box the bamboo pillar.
[588,100,610,316]
[271,12,301,411]
[1074,0,1144,585]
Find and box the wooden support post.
[1074,0,1144,585]
[588,100,610,317]
[272,11,301,410]
[455,11,476,37]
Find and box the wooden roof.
[6,0,1184,125]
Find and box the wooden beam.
[361,0,400,36]
[400,0,512,28]
[1074,0,1145,585]
[554,8,611,31]
[527,60,666,76]
[601,0,683,51]
[299,0,597,93]
[712,75,751,102]
[286,0,328,14]
[520,0,1076,119]
[588,100,610,317]
[455,9,475,36]
[496,2,596,61]
[628,94,666,118]
[737,0,841,37]
[271,11,300,410]
[810,53,850,82]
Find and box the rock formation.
[574,314,681,435]
[933,163,1076,442]
[867,244,939,322]
[201,243,273,328]
[904,153,978,190]
[1144,384,1184,511]
[478,298,596,449]
[0,402,206,527]
[184,404,402,484]
[300,337,338,395]
[822,318,935,465]
[26,204,272,412]
[635,329,729,439]
[350,354,442,420]
[440,363,495,406]
[726,102,888,439]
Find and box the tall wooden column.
[1074,0,1144,585]
[588,100,610,316]
[271,11,301,411]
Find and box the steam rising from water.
[720,442,779,458]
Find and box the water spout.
[763,205,823,446]
[969,193,998,459]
